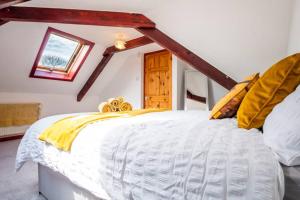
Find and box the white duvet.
[16,111,284,200]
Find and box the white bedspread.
[16,111,284,200]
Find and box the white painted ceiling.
[18,0,162,13]
[0,21,160,94]
[0,0,162,95]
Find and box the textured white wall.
[0,92,100,118]
[172,56,188,110]
[0,23,143,117]
[175,59,189,110]
[146,0,293,99]
[147,0,293,78]
[0,22,141,95]
[288,0,300,54]
[94,0,295,108]
[92,44,162,109]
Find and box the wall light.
[114,39,126,50]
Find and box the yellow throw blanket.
[38,109,166,151]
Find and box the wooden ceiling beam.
[103,36,153,56]
[77,36,153,101]
[0,7,155,28]
[136,27,237,90]
[0,0,29,9]
[0,4,235,95]
[0,0,30,25]
[77,53,114,102]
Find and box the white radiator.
[0,125,29,137]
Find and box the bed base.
[38,164,105,200]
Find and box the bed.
[281,165,300,200]
[16,110,284,200]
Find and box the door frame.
[143,49,172,109]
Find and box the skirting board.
[0,133,23,142]
[0,125,29,137]
[38,164,106,200]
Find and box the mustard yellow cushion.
[210,73,259,119]
[237,53,300,129]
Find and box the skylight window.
[30,27,94,81]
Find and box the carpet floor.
[0,139,46,200]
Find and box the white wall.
[93,50,145,109]
[0,92,100,118]
[91,44,162,109]
[92,47,187,111]
[0,22,141,95]
[0,22,142,120]
[95,49,187,111]
[91,0,295,110]
[0,92,100,136]
[172,57,189,110]
[288,0,300,54]
[146,0,294,99]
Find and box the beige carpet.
[0,139,46,200]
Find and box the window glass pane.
[38,33,79,71]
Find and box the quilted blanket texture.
[15,111,284,200]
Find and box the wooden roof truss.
[0,3,237,101]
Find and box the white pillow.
[263,84,300,166]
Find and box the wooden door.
[144,50,172,109]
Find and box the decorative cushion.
[237,53,300,129]
[263,84,300,166]
[210,73,259,119]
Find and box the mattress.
[15,110,284,200]
[282,165,300,200]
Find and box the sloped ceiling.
[0,22,157,94]
[0,0,295,98]
[0,0,162,95]
[18,0,162,12]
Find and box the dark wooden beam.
[0,7,155,28]
[77,36,153,101]
[77,53,114,102]
[136,28,237,90]
[187,90,206,104]
[103,36,153,56]
[0,19,8,26]
[0,133,23,142]
[0,0,29,9]
[0,0,29,24]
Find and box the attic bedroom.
[0,0,300,200]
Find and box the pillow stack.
[210,53,300,130]
[210,53,300,168]
[210,73,259,119]
[237,53,300,129]
[98,97,133,113]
